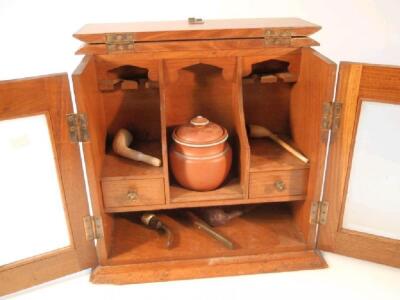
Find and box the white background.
[1,0,400,79]
[1,0,400,299]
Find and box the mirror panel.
[342,100,400,240]
[0,114,70,266]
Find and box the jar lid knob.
[190,116,209,126]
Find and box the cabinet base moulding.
[90,250,326,284]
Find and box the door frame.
[318,62,400,267]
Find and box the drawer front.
[249,169,308,198]
[102,178,165,208]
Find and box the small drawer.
[249,169,308,198]
[102,178,165,209]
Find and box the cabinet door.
[318,63,400,267]
[0,74,97,296]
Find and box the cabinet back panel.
[101,89,162,142]
[242,53,301,137]
[243,83,292,135]
[164,63,234,131]
[95,59,162,144]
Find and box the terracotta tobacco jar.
[169,116,232,191]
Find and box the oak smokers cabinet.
[1,18,399,296]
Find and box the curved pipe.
[249,124,309,164]
[112,129,162,167]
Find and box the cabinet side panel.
[73,56,112,262]
[290,48,337,246]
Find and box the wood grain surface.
[74,18,320,43]
[0,74,97,296]
[318,62,400,267]
[102,178,165,208]
[107,204,307,264]
[249,169,308,199]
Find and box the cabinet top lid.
[73,17,320,44]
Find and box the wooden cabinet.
[0,18,399,296]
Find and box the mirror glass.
[0,114,70,266]
[342,100,400,240]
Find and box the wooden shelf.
[107,203,306,265]
[170,178,243,203]
[102,141,163,181]
[250,138,309,172]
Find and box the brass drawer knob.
[274,180,286,192]
[127,190,138,201]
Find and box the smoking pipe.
[248,124,309,164]
[140,213,174,249]
[186,211,234,249]
[197,206,254,227]
[113,128,162,167]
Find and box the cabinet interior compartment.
[242,54,310,202]
[241,48,336,245]
[98,62,164,182]
[73,57,166,261]
[106,202,307,265]
[74,48,335,264]
[162,59,249,203]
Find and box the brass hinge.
[83,215,104,241]
[66,113,89,143]
[265,29,292,46]
[106,33,134,52]
[310,201,329,225]
[322,102,342,131]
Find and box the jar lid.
[172,116,229,147]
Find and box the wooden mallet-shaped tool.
[112,128,162,167]
[249,124,309,164]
